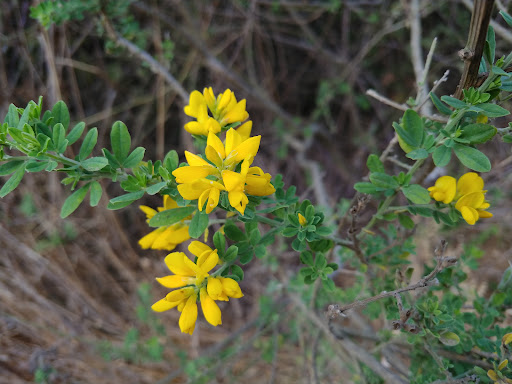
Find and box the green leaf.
[405,148,429,160]
[439,332,460,347]
[492,65,509,76]
[89,181,102,207]
[60,183,90,218]
[189,211,209,238]
[111,121,131,163]
[315,226,332,236]
[429,92,452,115]
[79,128,98,161]
[224,222,246,241]
[25,161,48,173]
[322,278,335,292]
[402,109,424,145]
[300,251,314,266]
[148,206,195,227]
[146,181,167,195]
[0,165,25,197]
[109,190,145,204]
[17,103,32,130]
[432,145,451,167]
[402,184,431,204]
[7,127,26,144]
[484,26,495,65]
[249,228,261,245]
[471,103,510,117]
[458,123,496,144]
[213,231,226,254]
[123,147,145,168]
[102,148,121,168]
[441,96,468,110]
[366,154,384,173]
[394,109,424,148]
[369,172,398,189]
[51,100,70,130]
[81,156,109,171]
[224,245,239,262]
[163,150,179,172]
[66,122,85,145]
[231,265,244,281]
[453,144,491,172]
[5,104,19,127]
[107,200,137,210]
[0,160,25,176]
[354,182,380,194]
[398,214,415,229]
[314,254,327,269]
[500,9,512,27]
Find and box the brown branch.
[100,13,189,103]
[328,241,457,318]
[454,0,495,99]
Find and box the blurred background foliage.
[1,0,512,383]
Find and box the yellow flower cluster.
[173,89,275,215]
[139,196,190,250]
[488,359,512,384]
[151,241,243,335]
[428,172,492,225]
[184,87,252,136]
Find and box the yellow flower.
[183,88,251,136]
[245,166,276,196]
[172,129,270,215]
[428,172,492,225]
[456,172,484,198]
[455,191,492,225]
[151,241,244,334]
[503,333,512,346]
[138,196,190,251]
[428,176,456,204]
[298,213,307,226]
[487,360,512,384]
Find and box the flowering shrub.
[3,4,512,383]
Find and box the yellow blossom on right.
[428,172,492,225]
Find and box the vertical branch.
[454,0,495,99]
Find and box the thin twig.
[101,14,189,103]
[366,89,448,123]
[328,243,456,317]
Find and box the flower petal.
[139,228,165,249]
[139,205,157,219]
[455,191,485,210]
[200,287,222,326]
[207,277,224,300]
[236,121,252,141]
[457,172,484,196]
[188,241,213,258]
[207,132,226,159]
[185,151,210,167]
[460,206,479,225]
[179,293,198,335]
[164,252,196,276]
[156,275,194,288]
[173,166,213,184]
[197,249,219,273]
[232,135,261,163]
[184,90,206,118]
[220,277,244,298]
[151,298,177,312]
